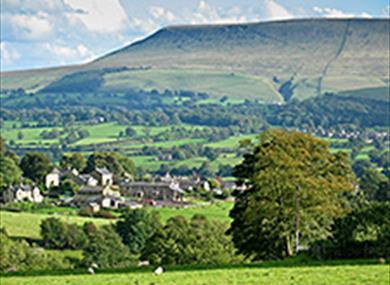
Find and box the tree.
[125,127,137,137]
[0,156,22,191]
[17,131,24,140]
[40,218,86,249]
[359,167,389,202]
[60,153,86,171]
[86,152,136,177]
[115,209,161,255]
[20,152,52,183]
[228,129,356,260]
[83,225,132,268]
[141,215,239,265]
[40,218,68,249]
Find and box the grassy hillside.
[1,19,388,101]
[1,264,388,285]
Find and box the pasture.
[1,263,387,285]
[0,202,233,239]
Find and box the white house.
[2,184,44,203]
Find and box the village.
[0,165,240,213]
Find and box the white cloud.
[0,42,20,67]
[8,12,52,40]
[190,0,249,24]
[44,43,94,62]
[149,6,176,21]
[262,0,293,21]
[63,0,128,33]
[313,6,372,18]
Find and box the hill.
[1,18,389,102]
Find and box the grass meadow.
[0,262,387,285]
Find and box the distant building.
[72,174,99,187]
[2,184,43,203]
[45,168,61,188]
[70,185,122,209]
[92,167,113,186]
[119,181,185,202]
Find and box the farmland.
[0,202,233,239]
[0,118,374,173]
[1,263,388,285]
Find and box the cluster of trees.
[268,93,389,129]
[35,209,238,270]
[0,228,71,273]
[228,129,389,260]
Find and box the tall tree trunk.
[286,235,293,257]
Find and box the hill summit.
[2,18,389,102]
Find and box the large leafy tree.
[19,152,52,184]
[83,225,131,268]
[115,209,161,255]
[229,129,355,260]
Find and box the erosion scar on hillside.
[317,20,352,96]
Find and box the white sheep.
[154,266,164,275]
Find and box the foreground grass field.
[1,264,388,285]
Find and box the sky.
[1,0,389,71]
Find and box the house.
[72,174,99,187]
[70,185,122,209]
[92,167,113,186]
[2,184,43,203]
[119,181,185,203]
[45,168,61,188]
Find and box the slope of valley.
[1,18,389,102]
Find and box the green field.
[1,264,387,285]
[0,211,112,239]
[0,203,233,239]
[104,68,283,102]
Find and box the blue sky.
[1,0,389,71]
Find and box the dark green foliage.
[124,127,137,137]
[141,215,240,265]
[40,218,87,250]
[0,228,69,273]
[20,152,52,183]
[359,167,389,202]
[0,155,22,191]
[115,209,162,255]
[269,93,390,128]
[86,152,135,176]
[60,153,87,171]
[83,225,132,269]
[311,202,390,259]
[229,129,356,260]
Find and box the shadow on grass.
[0,258,384,278]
